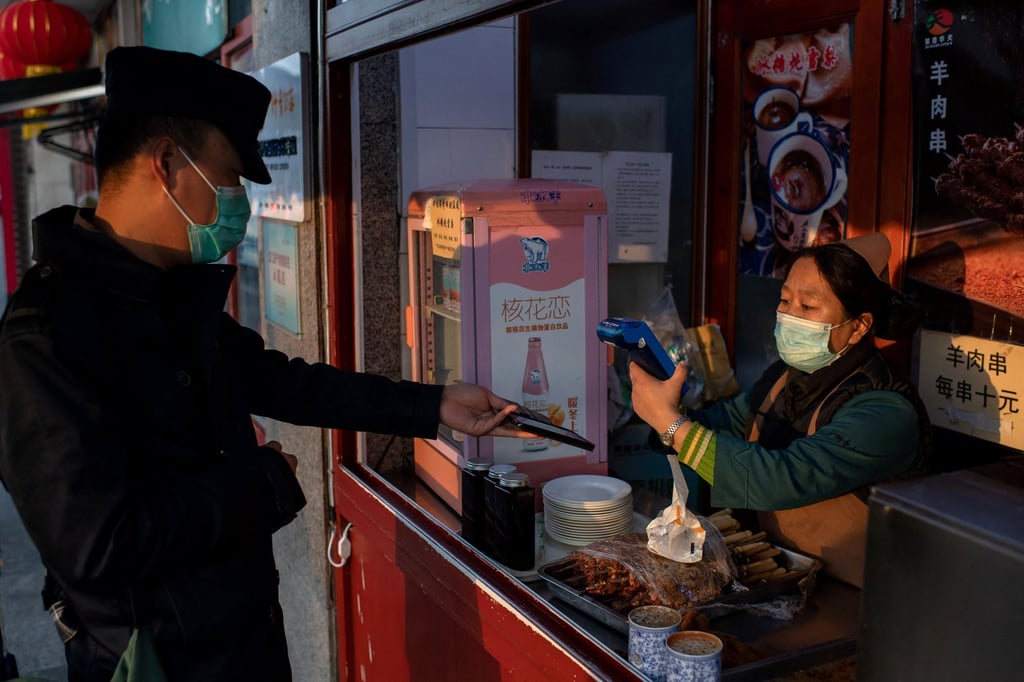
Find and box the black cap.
[104,46,272,185]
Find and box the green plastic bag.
[109,629,167,682]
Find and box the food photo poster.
[737,23,853,279]
[908,1,1024,338]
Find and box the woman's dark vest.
[744,342,932,587]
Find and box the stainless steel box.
[858,458,1024,681]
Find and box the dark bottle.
[483,464,517,558]
[492,472,536,571]
[460,457,491,550]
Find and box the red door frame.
[706,0,891,359]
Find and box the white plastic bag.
[646,455,706,563]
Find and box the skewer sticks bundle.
[706,508,797,585]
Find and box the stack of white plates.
[543,475,633,546]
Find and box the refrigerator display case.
[407,179,608,512]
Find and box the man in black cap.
[0,46,523,681]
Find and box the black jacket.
[0,206,444,680]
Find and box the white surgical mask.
[774,311,852,373]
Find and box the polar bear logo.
[520,237,550,273]
[520,237,548,263]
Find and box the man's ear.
[149,137,178,188]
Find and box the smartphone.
[505,404,596,451]
[596,317,678,380]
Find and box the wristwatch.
[660,415,688,447]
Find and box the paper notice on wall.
[531,149,672,263]
[917,330,1022,451]
[425,195,462,260]
[263,220,300,335]
[531,150,602,187]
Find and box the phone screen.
[505,406,596,451]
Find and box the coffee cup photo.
[753,86,813,167]
[767,131,848,252]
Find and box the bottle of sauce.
[493,472,536,571]
[460,457,491,550]
[521,337,549,451]
[483,464,517,558]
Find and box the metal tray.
[538,545,821,635]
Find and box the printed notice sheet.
[532,150,672,263]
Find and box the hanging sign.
[917,330,1022,451]
[143,0,227,56]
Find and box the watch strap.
[660,415,688,446]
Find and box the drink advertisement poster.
[488,224,589,465]
[906,2,1024,341]
[737,23,853,279]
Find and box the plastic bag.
[642,286,705,409]
[568,523,737,610]
[647,455,705,563]
[686,324,740,402]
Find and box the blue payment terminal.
[596,317,678,381]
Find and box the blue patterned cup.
[665,631,723,682]
[627,605,682,682]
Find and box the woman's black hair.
[798,242,920,340]
[94,114,214,189]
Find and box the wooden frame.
[706,0,892,359]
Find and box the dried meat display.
[934,125,1024,235]
[564,533,733,611]
[543,509,819,616]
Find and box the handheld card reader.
[596,317,678,381]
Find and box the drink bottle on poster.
[520,337,549,451]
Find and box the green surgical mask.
[163,146,251,264]
[774,311,852,373]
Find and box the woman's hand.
[439,383,528,438]
[629,361,688,436]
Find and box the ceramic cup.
[753,86,813,167]
[627,605,682,682]
[665,631,723,682]
[767,131,848,252]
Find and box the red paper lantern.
[0,51,27,80]
[0,0,91,71]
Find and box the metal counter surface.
[526,562,859,681]
[400,472,861,679]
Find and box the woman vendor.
[629,233,932,587]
